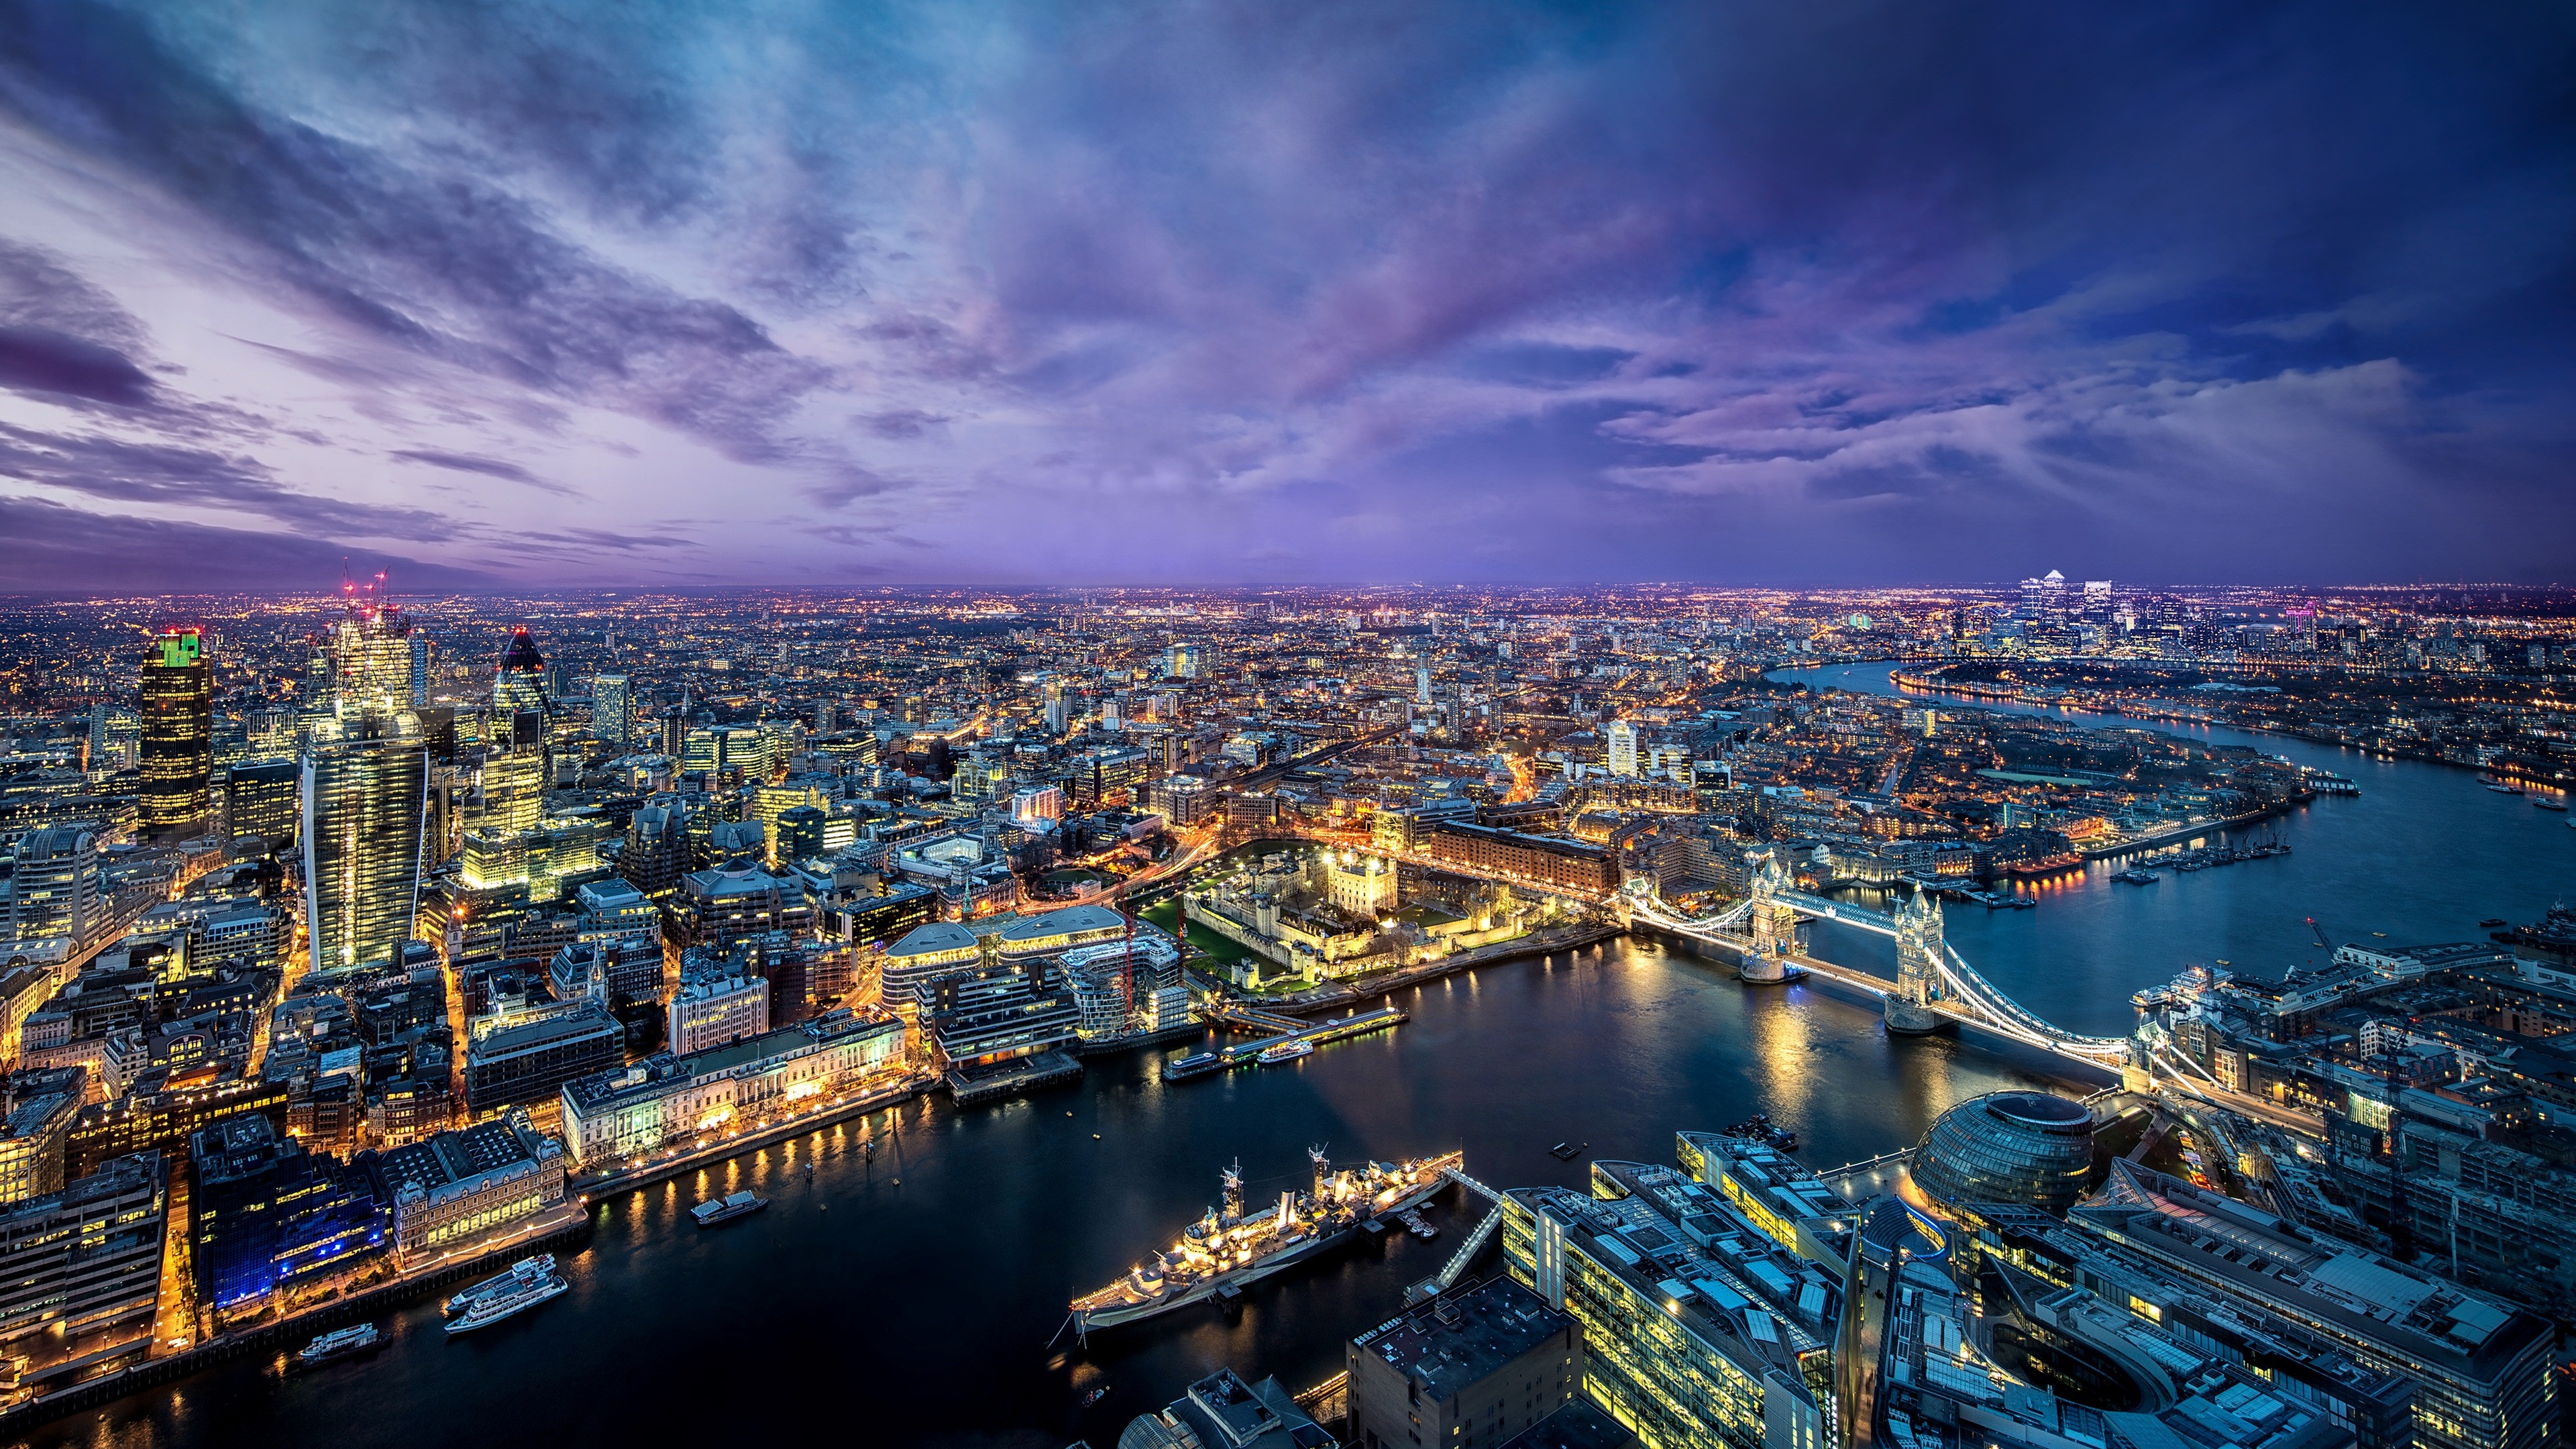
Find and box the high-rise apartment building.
[1603,720,1640,777]
[138,628,211,839]
[303,715,427,973]
[86,703,138,773]
[592,673,634,746]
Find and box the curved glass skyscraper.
[302,712,427,972]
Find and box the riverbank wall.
[1208,922,1627,1018]
[0,1212,595,1440]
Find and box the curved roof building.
[1909,1089,2096,1216]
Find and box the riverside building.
[1674,1130,1860,1267]
[557,1008,906,1167]
[2076,1163,2557,1449]
[1499,1159,1835,1449]
[0,1154,167,1382]
[367,1113,566,1260]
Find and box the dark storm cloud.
[0,0,839,467]
[0,422,459,540]
[0,327,154,406]
[0,495,492,594]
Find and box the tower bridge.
[1623,860,2136,1073]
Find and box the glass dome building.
[1909,1090,2096,1216]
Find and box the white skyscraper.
[593,674,635,746]
[1605,720,1640,777]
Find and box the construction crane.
[2306,917,2332,951]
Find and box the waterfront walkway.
[1210,922,1626,1018]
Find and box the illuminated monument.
[1884,888,1945,1034]
[1741,853,1802,983]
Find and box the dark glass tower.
[494,626,548,716]
[140,628,212,840]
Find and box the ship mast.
[1222,1159,1243,1224]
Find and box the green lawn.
[1139,898,1263,969]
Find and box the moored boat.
[1256,1038,1314,1065]
[447,1269,569,1335]
[1071,1147,1462,1334]
[295,1323,382,1368]
[690,1190,770,1228]
[444,1255,555,1318]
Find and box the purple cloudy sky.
[0,1,2569,591]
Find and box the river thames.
[33,663,2573,1449]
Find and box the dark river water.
[1777,661,2576,1034]
[34,661,2573,1449]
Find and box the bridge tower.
[1884,888,1945,1034]
[1741,854,1801,983]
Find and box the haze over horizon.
[1,1,2570,592]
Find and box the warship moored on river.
[1071,1147,1462,1334]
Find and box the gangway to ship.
[1440,1164,1501,1202]
[1401,1166,1505,1303]
[1405,1205,1505,1305]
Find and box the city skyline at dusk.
[3,1,2572,592]
[3,12,2575,1442]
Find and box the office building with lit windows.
[494,626,549,716]
[1499,1161,1835,1449]
[302,714,427,972]
[2076,1162,2556,1449]
[6,827,102,945]
[224,757,301,847]
[0,1153,168,1378]
[139,628,212,839]
[462,1004,623,1115]
[592,672,635,745]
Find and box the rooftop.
[1353,1277,1572,1401]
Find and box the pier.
[1161,1004,1409,1081]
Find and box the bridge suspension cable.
[1625,888,2132,1071]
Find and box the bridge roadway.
[1625,890,2135,1073]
